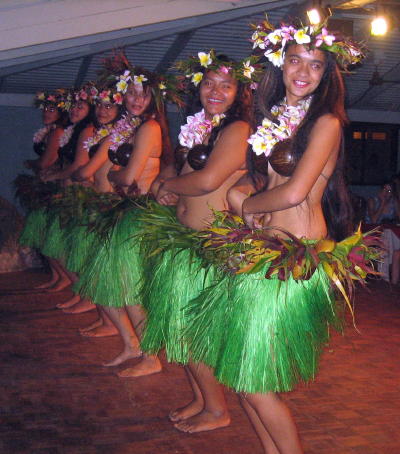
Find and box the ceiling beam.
[0,0,298,77]
[74,55,94,89]
[155,30,195,73]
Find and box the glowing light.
[371,17,388,36]
[307,8,321,25]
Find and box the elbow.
[196,174,221,194]
[285,188,307,207]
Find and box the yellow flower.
[198,52,212,68]
[99,128,109,138]
[191,72,203,86]
[159,82,167,90]
[294,28,311,44]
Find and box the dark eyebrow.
[286,53,325,65]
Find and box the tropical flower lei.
[83,124,114,152]
[251,16,364,69]
[176,49,263,88]
[178,109,226,148]
[59,125,75,147]
[108,115,142,152]
[33,124,55,143]
[248,97,312,157]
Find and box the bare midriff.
[177,162,246,231]
[262,164,329,240]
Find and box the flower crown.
[114,66,185,109]
[175,49,264,88]
[72,82,98,105]
[251,17,365,69]
[34,89,71,110]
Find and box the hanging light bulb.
[371,16,388,36]
[307,8,322,25]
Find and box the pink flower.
[113,92,123,104]
[79,90,88,100]
[315,28,335,47]
[47,95,56,102]
[99,90,109,100]
[219,65,231,74]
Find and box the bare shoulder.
[137,118,161,135]
[51,126,64,137]
[80,124,95,139]
[313,114,341,131]
[219,120,251,138]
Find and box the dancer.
[135,51,261,428]
[74,65,180,351]
[183,19,379,453]
[25,90,69,173]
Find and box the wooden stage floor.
[0,269,399,454]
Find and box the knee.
[240,391,280,410]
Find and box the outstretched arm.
[158,120,250,201]
[242,114,341,226]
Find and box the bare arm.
[42,126,93,181]
[158,121,250,198]
[108,120,161,187]
[37,127,64,170]
[242,115,341,220]
[72,136,111,182]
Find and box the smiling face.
[282,44,326,106]
[95,101,119,125]
[124,84,152,116]
[69,100,90,124]
[199,70,238,119]
[42,104,60,125]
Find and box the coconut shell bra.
[253,138,296,177]
[108,144,133,167]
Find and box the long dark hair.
[58,104,95,164]
[256,46,352,240]
[135,86,173,169]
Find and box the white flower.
[191,72,203,86]
[294,28,311,45]
[265,48,284,67]
[198,52,212,68]
[243,60,255,79]
[267,29,282,44]
[133,74,148,87]
[116,79,129,94]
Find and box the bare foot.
[62,299,96,314]
[56,294,81,309]
[174,410,230,433]
[34,276,58,289]
[47,277,72,293]
[80,324,118,337]
[169,399,204,422]
[103,347,142,367]
[79,318,103,333]
[117,356,162,378]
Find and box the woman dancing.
[134,51,261,428]
[183,19,377,453]
[74,65,180,344]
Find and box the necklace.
[33,124,55,144]
[59,125,74,147]
[248,97,312,157]
[108,115,142,152]
[178,109,226,148]
[83,123,114,152]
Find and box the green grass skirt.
[73,208,143,307]
[138,207,216,364]
[186,264,342,393]
[40,212,66,261]
[19,208,49,250]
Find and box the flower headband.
[34,89,71,111]
[175,49,264,88]
[251,16,365,69]
[72,82,98,105]
[114,67,185,109]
